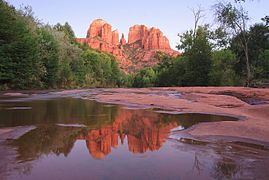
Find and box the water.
[0,94,268,180]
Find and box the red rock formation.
[128,25,171,50]
[112,30,119,46]
[78,19,123,59]
[143,27,171,50]
[128,25,149,44]
[87,19,107,38]
[76,19,180,73]
[120,33,126,45]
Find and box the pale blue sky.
[7,0,269,49]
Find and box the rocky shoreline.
[88,87,269,144]
[1,87,269,145]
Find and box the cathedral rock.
[77,19,180,73]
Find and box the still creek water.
[0,91,269,180]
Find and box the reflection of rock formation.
[80,109,178,159]
[84,128,118,159]
[10,107,179,160]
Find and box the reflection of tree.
[11,108,239,162]
[12,126,83,161]
[212,158,239,180]
[11,109,179,161]
[0,98,119,127]
[178,139,241,180]
[5,98,266,179]
[192,153,203,174]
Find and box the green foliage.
[0,1,127,89]
[53,22,76,43]
[133,68,157,88]
[1,0,268,89]
[0,0,42,89]
[209,50,239,86]
[179,25,212,86]
[81,49,124,87]
[37,27,60,88]
[132,25,237,88]
[261,16,269,26]
[231,22,269,85]
[254,50,269,84]
[155,59,174,86]
[214,1,251,86]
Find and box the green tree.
[155,53,174,86]
[255,50,269,84]
[178,25,212,86]
[81,49,123,87]
[230,22,269,85]
[248,23,269,83]
[37,27,60,88]
[209,50,239,86]
[0,1,41,89]
[133,68,157,88]
[214,1,251,86]
[169,56,188,86]
[53,22,76,43]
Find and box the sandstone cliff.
[120,33,126,45]
[77,19,180,73]
[128,25,170,50]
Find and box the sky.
[7,0,269,49]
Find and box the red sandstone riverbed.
[1,87,269,180]
[1,87,269,144]
[88,87,269,144]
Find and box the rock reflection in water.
[12,109,178,160]
[11,107,238,161]
[81,110,177,159]
[1,97,268,180]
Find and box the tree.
[0,1,42,89]
[168,56,188,86]
[248,23,269,82]
[154,53,174,86]
[209,50,239,86]
[214,2,251,86]
[133,68,157,88]
[54,22,76,43]
[256,50,269,82]
[261,16,269,26]
[176,7,212,86]
[37,27,60,88]
[0,0,127,89]
[178,25,212,86]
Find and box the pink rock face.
[76,19,180,73]
[120,33,126,45]
[86,19,113,44]
[128,25,149,44]
[112,30,119,46]
[87,19,107,38]
[143,28,171,50]
[128,25,171,50]
[80,19,123,60]
[101,23,112,44]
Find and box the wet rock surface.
[1,88,269,179]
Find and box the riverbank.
[87,87,269,144]
[2,87,269,144]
